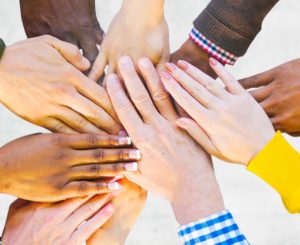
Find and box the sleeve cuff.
[178,210,249,244]
[247,131,300,213]
[189,27,238,65]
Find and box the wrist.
[170,170,225,225]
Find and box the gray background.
[0,0,300,244]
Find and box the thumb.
[239,69,274,89]
[45,35,91,71]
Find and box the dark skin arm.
[19,0,103,63]
[170,39,217,78]
[239,59,300,136]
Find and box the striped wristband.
[0,38,6,61]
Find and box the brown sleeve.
[193,0,279,56]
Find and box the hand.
[106,57,224,224]
[2,195,115,245]
[87,180,147,245]
[0,133,141,202]
[89,0,169,81]
[20,0,103,63]
[239,59,300,136]
[171,39,216,78]
[0,35,121,134]
[162,58,275,166]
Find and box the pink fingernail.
[125,162,138,172]
[129,150,141,160]
[108,182,121,191]
[165,63,177,72]
[177,60,189,70]
[209,58,219,67]
[118,136,131,145]
[160,72,172,81]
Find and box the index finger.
[239,69,274,89]
[106,74,144,140]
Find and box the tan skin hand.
[239,58,300,136]
[106,57,224,224]
[87,180,147,245]
[161,58,275,166]
[0,35,121,135]
[20,0,104,63]
[2,195,115,245]
[89,0,169,81]
[0,133,141,202]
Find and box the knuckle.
[89,164,101,176]
[96,182,105,192]
[93,148,104,162]
[69,45,81,59]
[41,34,53,42]
[117,149,126,161]
[133,93,150,106]
[204,81,216,91]
[87,134,99,147]
[73,116,88,129]
[112,163,123,173]
[83,202,95,213]
[53,82,74,97]
[78,182,88,194]
[152,89,169,103]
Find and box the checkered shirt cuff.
[178,210,250,245]
[189,28,238,65]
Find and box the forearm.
[121,0,165,22]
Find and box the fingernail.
[118,130,128,137]
[176,118,188,129]
[177,60,189,70]
[119,56,131,66]
[104,203,115,214]
[108,182,121,191]
[160,72,172,81]
[209,58,219,67]
[129,150,141,160]
[107,74,119,82]
[82,57,91,68]
[125,162,138,172]
[165,63,177,72]
[139,58,152,69]
[118,136,132,145]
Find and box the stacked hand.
[239,59,300,136]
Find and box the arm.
[89,0,169,81]
[19,0,103,63]
[171,0,279,75]
[0,133,140,202]
[2,195,115,245]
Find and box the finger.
[160,72,209,123]
[157,45,170,72]
[260,100,276,118]
[44,118,78,134]
[175,60,228,98]
[62,34,79,47]
[106,74,144,139]
[164,63,219,108]
[118,56,160,123]
[249,87,271,102]
[67,134,131,149]
[138,57,178,121]
[71,148,141,164]
[79,34,99,64]
[66,194,114,231]
[71,203,115,243]
[45,35,91,71]
[176,118,218,155]
[54,106,106,134]
[65,92,121,134]
[239,69,274,89]
[65,180,122,198]
[208,58,244,94]
[71,162,138,178]
[89,50,107,81]
[271,117,283,131]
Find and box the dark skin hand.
[0,133,141,202]
[170,39,217,78]
[239,59,300,136]
[20,0,103,63]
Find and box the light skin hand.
[2,195,115,245]
[106,56,224,224]
[87,180,147,245]
[239,58,300,136]
[0,35,121,134]
[0,133,141,202]
[89,0,169,81]
[162,58,275,166]
[20,0,104,63]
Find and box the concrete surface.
[0,0,300,244]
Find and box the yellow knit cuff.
[247,131,300,213]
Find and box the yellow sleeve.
[247,131,300,213]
